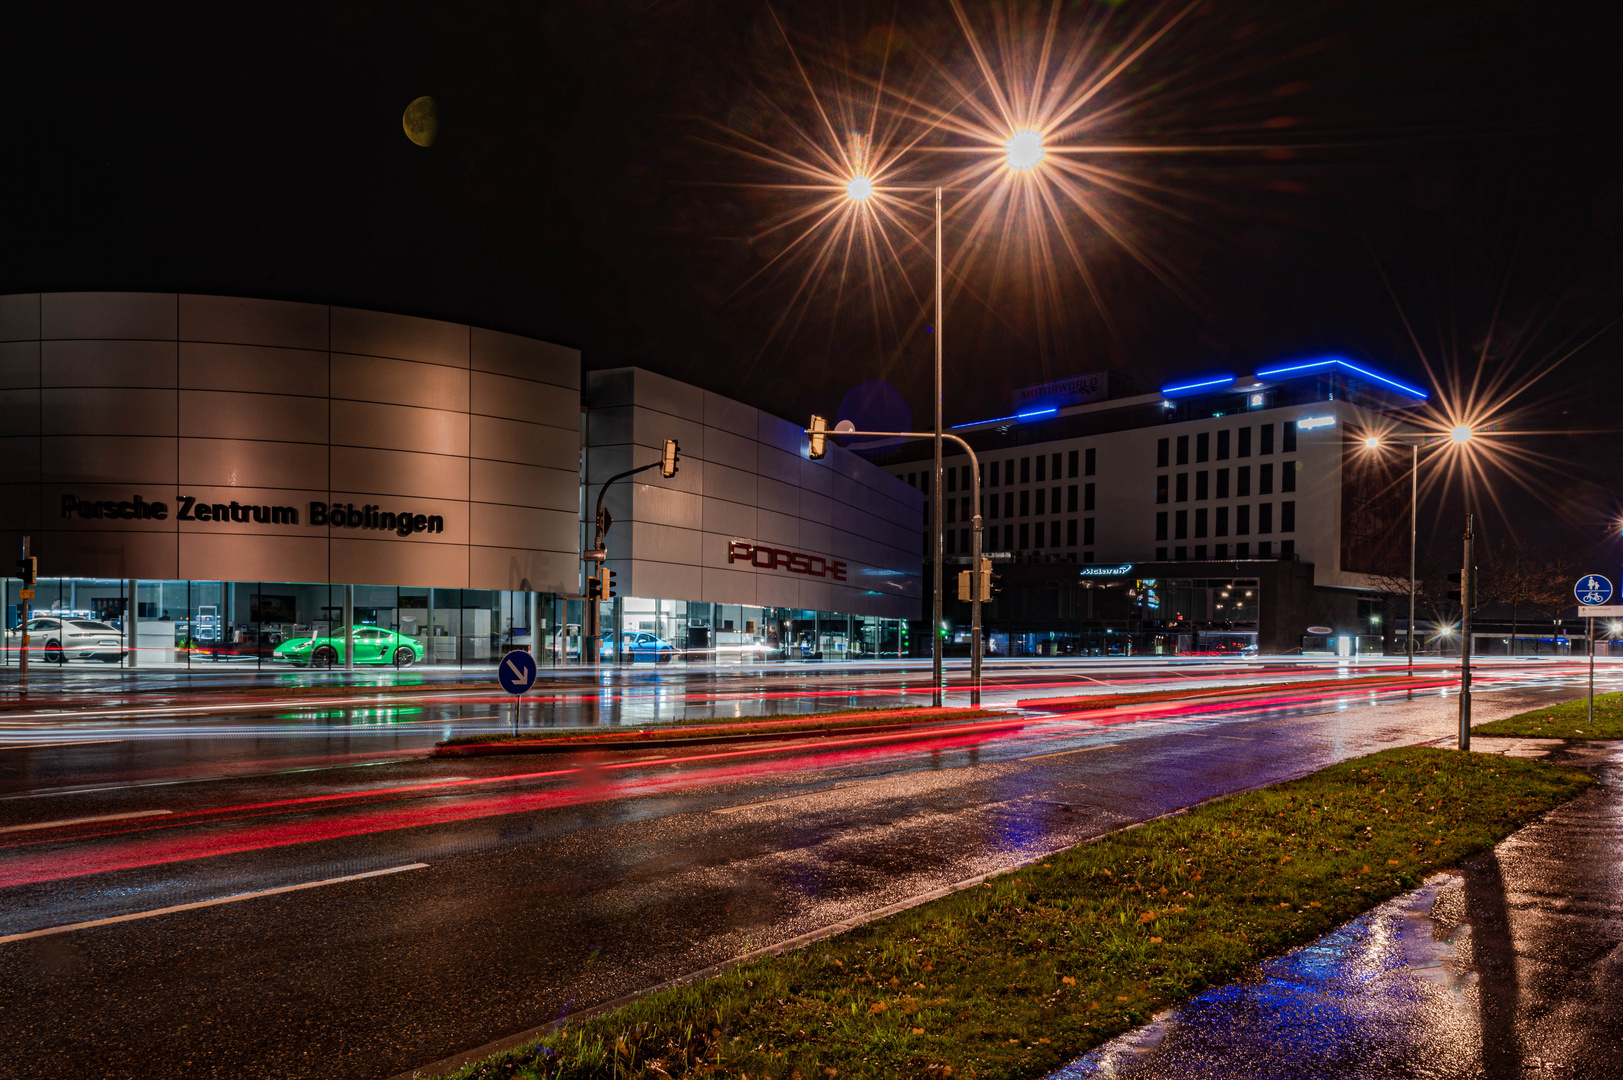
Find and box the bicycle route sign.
[1575,574,1614,606]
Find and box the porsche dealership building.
[0,292,921,669]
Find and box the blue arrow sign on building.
[498,649,539,695]
[1575,575,1614,606]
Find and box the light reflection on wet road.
[0,660,1614,1079]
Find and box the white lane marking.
[0,809,173,834]
[1017,742,1121,761]
[0,862,430,945]
[0,740,126,751]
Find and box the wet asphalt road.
[0,664,1609,1080]
[1051,741,1623,1080]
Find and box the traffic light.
[957,569,973,601]
[596,505,614,539]
[586,574,603,600]
[808,414,828,459]
[661,438,680,478]
[15,556,35,588]
[978,557,994,602]
[1446,567,1477,608]
[603,567,618,600]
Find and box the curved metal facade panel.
[0,293,582,592]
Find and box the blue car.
[602,631,677,663]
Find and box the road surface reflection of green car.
[273,627,425,667]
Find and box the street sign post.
[498,649,539,735]
[1575,575,1614,727]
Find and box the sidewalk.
[1048,739,1623,1079]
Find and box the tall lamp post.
[844,134,1043,707]
[1364,423,1475,748]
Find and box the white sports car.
[3,616,126,663]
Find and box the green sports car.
[274,626,425,667]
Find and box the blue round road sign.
[498,649,539,695]
[1575,575,1614,606]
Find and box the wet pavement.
[1050,740,1623,1080]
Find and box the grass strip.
[1475,689,1623,738]
[446,746,1589,1080]
[437,708,1003,748]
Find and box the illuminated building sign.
[1296,416,1336,430]
[727,541,848,581]
[59,493,445,537]
[1078,563,1133,578]
[1011,370,1108,413]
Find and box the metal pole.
[1588,616,1595,726]
[970,461,983,707]
[1459,514,1473,751]
[343,584,354,672]
[932,185,944,708]
[18,536,28,694]
[1408,443,1417,676]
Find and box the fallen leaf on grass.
[1061,976,1076,985]
[912,1028,926,1035]
[869,1002,888,1014]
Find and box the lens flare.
[1005,130,1044,170]
[846,174,874,202]
[1449,425,1472,444]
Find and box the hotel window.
[1084,551,1095,563]
[1194,544,1207,559]
[960,464,971,490]
[1052,487,1060,516]
[1068,449,1079,478]
[1215,542,1228,558]
[1259,462,1274,495]
[1020,457,1031,483]
[1259,502,1273,533]
[1157,438,1169,468]
[1237,465,1251,497]
[920,473,929,495]
[1236,541,1250,557]
[1157,546,1168,560]
[1176,435,1189,465]
[1216,505,1229,536]
[1067,519,1078,546]
[1003,524,1014,550]
[988,494,999,520]
[961,496,970,521]
[1259,540,1273,556]
[1216,429,1230,460]
[1034,489,1046,515]
[1157,475,1168,504]
[1176,473,1189,502]
[1003,492,1014,517]
[960,527,969,552]
[1238,427,1252,457]
[1175,546,1188,560]
[1052,452,1062,479]
[1237,504,1251,535]
[1282,461,1297,492]
[1281,539,1295,555]
[1195,507,1208,538]
[946,468,957,493]
[1034,521,1045,549]
[1156,512,1168,541]
[1085,447,1097,475]
[1036,455,1047,483]
[907,472,916,487]
[1283,420,1298,452]
[1281,500,1295,532]
[1084,517,1095,545]
[1019,523,1030,549]
[1051,520,1061,547]
[1196,470,1209,500]
[1175,509,1188,539]
[1196,431,1209,462]
[1084,482,1096,511]
[1216,468,1230,499]
[1261,423,1275,455]
[946,530,956,554]
[1067,484,1078,513]
[946,500,956,523]
[1019,490,1030,517]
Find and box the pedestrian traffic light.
[1446,567,1476,608]
[603,567,618,599]
[15,556,35,588]
[808,414,828,459]
[661,438,680,478]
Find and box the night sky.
[4,0,1620,562]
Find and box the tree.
[1480,543,1546,656]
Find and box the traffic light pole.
[584,447,679,667]
[809,425,982,701]
[17,536,30,694]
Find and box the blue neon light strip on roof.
[1253,355,1428,399]
[1159,374,1235,396]
[952,406,1057,429]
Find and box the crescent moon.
[403,96,437,147]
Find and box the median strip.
[438,746,1590,1080]
[1475,689,1623,738]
